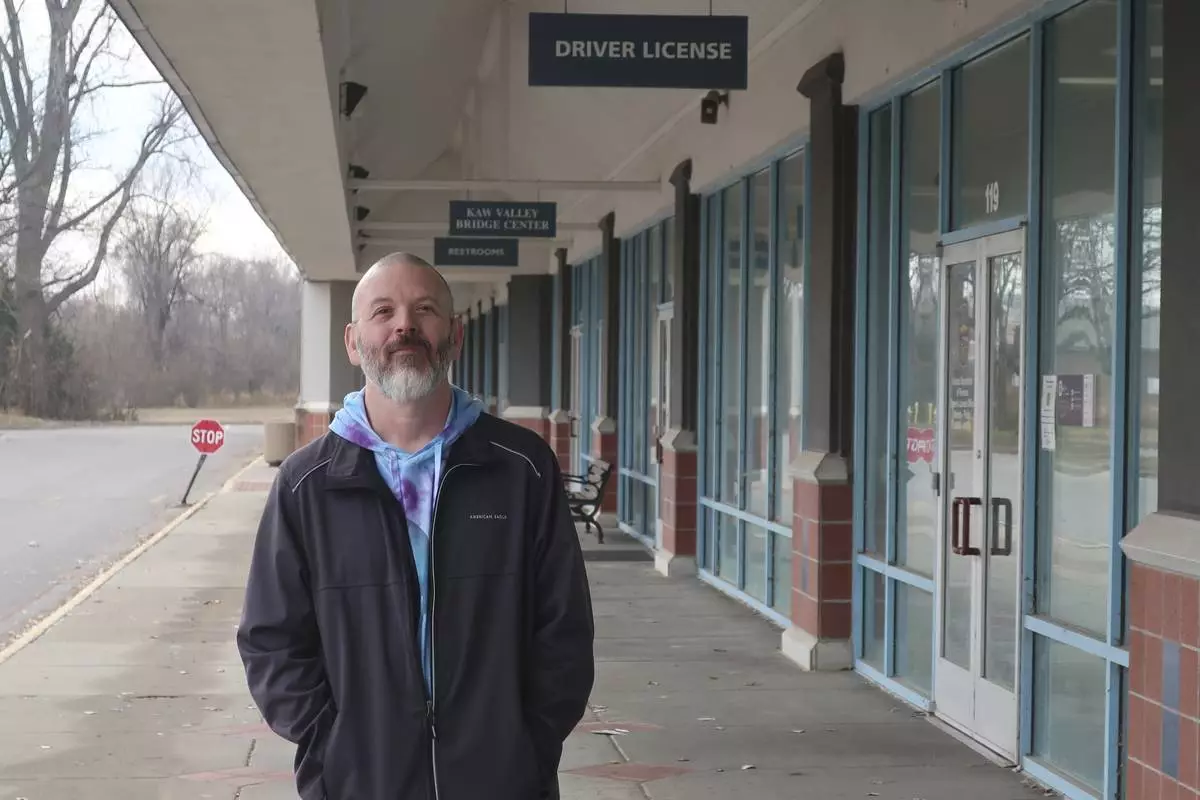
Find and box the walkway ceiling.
[110,0,816,285]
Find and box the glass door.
[933,228,1025,762]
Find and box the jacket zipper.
[426,461,477,800]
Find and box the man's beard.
[357,329,454,404]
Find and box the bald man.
[237,253,595,800]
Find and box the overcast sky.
[13,0,290,276]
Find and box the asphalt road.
[0,423,263,643]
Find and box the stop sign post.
[181,419,225,506]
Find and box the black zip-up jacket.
[236,413,595,799]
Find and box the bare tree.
[2,0,189,416]
[118,161,206,367]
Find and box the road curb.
[0,454,265,667]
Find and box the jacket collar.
[323,413,498,492]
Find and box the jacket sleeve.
[526,451,596,767]
[236,470,336,748]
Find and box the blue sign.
[433,237,519,267]
[528,12,749,90]
[449,200,557,238]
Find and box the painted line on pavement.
[0,454,265,667]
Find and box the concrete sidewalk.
[0,461,1050,799]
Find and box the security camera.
[700,90,729,125]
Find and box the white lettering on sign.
[449,246,507,258]
[192,428,225,446]
[984,181,1000,215]
[554,39,734,60]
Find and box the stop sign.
[191,419,225,454]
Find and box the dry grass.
[0,406,293,429]
[131,406,293,426]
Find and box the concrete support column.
[1121,4,1200,797]
[593,213,620,512]
[502,275,554,440]
[548,249,574,468]
[297,279,360,448]
[782,52,859,672]
[657,159,702,578]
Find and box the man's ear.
[344,322,362,366]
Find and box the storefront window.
[896,80,941,577]
[863,105,893,559]
[1036,0,1118,640]
[951,35,1030,228]
[746,169,771,519]
[720,185,743,506]
[775,151,805,524]
[1135,0,1163,523]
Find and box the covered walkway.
[105,1,1199,798]
[0,460,1043,800]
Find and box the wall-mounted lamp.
[700,90,729,125]
[340,81,368,118]
[355,205,371,222]
[348,163,370,180]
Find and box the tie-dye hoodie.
[327,384,484,697]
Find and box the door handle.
[991,497,1013,556]
[951,497,982,556]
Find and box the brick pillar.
[1120,4,1200,796]
[1123,558,1200,799]
[295,405,335,449]
[783,452,853,670]
[655,157,701,577]
[781,52,857,672]
[504,407,551,441]
[548,249,574,471]
[591,212,620,514]
[591,418,617,513]
[657,430,697,577]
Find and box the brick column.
[548,249,574,469]
[1121,4,1200,796]
[655,158,701,577]
[781,51,858,672]
[592,212,620,513]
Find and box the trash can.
[263,421,296,467]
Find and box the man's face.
[345,263,461,404]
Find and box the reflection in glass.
[772,532,792,615]
[1032,636,1106,793]
[898,81,942,577]
[721,186,743,506]
[862,568,886,672]
[985,253,1023,693]
[632,242,646,478]
[706,197,721,496]
[775,151,806,524]
[663,216,676,303]
[746,170,771,519]
[717,513,739,581]
[951,35,1030,228]
[863,106,893,557]
[895,583,934,696]
[1037,0,1117,638]
[744,524,768,603]
[943,261,975,672]
[1136,0,1163,523]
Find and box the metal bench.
[562,459,613,543]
